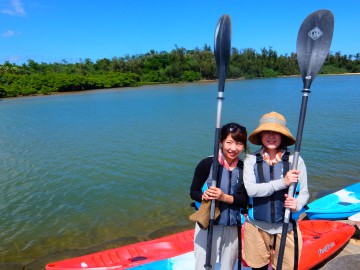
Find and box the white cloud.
[2,30,16,37]
[1,0,26,16]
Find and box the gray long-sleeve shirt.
[243,151,310,233]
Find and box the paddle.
[204,14,231,270]
[276,10,334,270]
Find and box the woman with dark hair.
[243,112,309,270]
[189,122,249,270]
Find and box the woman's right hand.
[202,186,223,201]
[283,170,300,186]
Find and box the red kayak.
[46,220,355,270]
[298,220,355,269]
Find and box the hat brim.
[248,123,296,146]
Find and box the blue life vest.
[248,152,301,223]
[194,161,245,225]
[206,163,244,226]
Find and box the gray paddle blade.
[214,14,231,93]
[296,10,334,89]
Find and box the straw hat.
[248,111,296,146]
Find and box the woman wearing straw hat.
[189,122,249,270]
[243,112,309,270]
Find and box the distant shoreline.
[2,73,360,100]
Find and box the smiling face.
[261,131,282,151]
[221,134,245,164]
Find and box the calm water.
[0,75,359,268]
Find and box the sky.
[0,0,359,64]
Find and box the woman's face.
[222,134,244,163]
[261,131,282,150]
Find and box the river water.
[0,75,359,268]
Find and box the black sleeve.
[232,161,249,209]
[233,181,249,209]
[189,157,212,203]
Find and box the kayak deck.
[46,230,194,269]
[306,183,360,220]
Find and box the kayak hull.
[45,220,355,270]
[298,220,355,270]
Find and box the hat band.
[260,116,287,127]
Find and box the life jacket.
[193,160,245,226]
[248,151,301,223]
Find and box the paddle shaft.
[238,222,242,270]
[204,14,231,270]
[276,10,334,269]
[204,93,223,269]
[276,82,310,270]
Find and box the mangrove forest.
[0,45,359,98]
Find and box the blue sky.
[0,0,359,64]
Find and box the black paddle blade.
[214,14,231,93]
[296,10,334,89]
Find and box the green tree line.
[0,45,359,98]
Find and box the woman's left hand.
[284,194,298,212]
